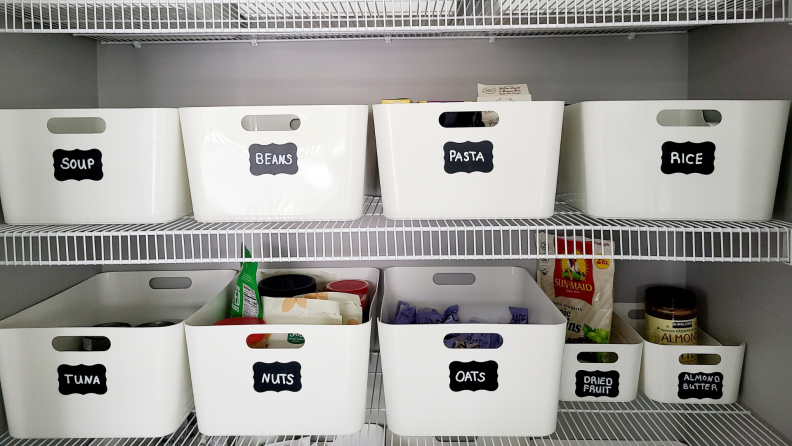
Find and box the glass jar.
[644,286,698,365]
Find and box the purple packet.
[394,301,416,324]
[442,305,460,324]
[415,307,443,324]
[509,306,529,324]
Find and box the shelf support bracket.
[628,32,637,40]
[251,39,259,47]
[132,40,142,49]
[489,35,496,43]
[385,35,392,44]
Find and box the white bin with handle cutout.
[377,267,567,437]
[0,270,237,439]
[558,100,791,221]
[615,303,746,404]
[374,102,563,219]
[559,311,643,402]
[179,106,369,222]
[185,267,379,436]
[0,108,192,224]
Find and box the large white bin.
[377,267,567,437]
[179,106,369,222]
[0,270,236,439]
[558,100,791,221]
[185,268,379,436]
[0,108,192,225]
[374,102,564,219]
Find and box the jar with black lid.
[644,286,698,365]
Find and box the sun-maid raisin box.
[538,234,614,344]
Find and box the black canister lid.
[135,320,179,328]
[645,286,696,309]
[93,322,131,328]
[258,274,317,298]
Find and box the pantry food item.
[381,98,412,104]
[213,317,269,348]
[326,280,370,310]
[230,246,262,319]
[645,286,698,365]
[537,233,614,344]
[82,322,132,351]
[262,296,342,325]
[477,83,532,102]
[258,274,317,298]
[136,320,179,327]
[302,292,363,325]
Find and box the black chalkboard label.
[449,360,498,392]
[53,149,103,181]
[661,141,715,175]
[253,361,302,393]
[574,370,620,398]
[443,141,494,174]
[678,371,723,400]
[249,143,298,176]
[57,364,107,395]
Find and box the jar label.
[575,370,620,398]
[660,141,715,175]
[645,314,698,365]
[678,372,723,400]
[449,360,498,392]
[57,364,107,395]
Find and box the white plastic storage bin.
[185,267,379,436]
[558,100,791,221]
[0,108,192,224]
[377,267,567,437]
[374,102,564,219]
[0,270,237,439]
[615,304,746,404]
[559,312,643,402]
[179,106,369,222]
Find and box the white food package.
[477,83,532,102]
[300,291,363,325]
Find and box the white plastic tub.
[185,268,380,436]
[377,267,567,437]
[615,304,746,404]
[0,270,236,439]
[0,108,192,225]
[179,106,369,222]
[374,102,564,219]
[558,100,791,221]
[559,312,643,402]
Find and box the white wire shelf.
[1,351,787,446]
[1,0,788,42]
[0,196,790,265]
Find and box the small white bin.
[0,270,237,439]
[377,267,567,437]
[0,108,192,225]
[559,312,643,402]
[179,106,369,222]
[373,102,564,219]
[615,304,746,404]
[185,268,380,436]
[558,100,791,221]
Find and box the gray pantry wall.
[686,23,792,442]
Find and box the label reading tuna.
[249,143,298,176]
[575,370,620,398]
[53,149,103,181]
[443,141,494,174]
[253,361,302,392]
[661,142,715,175]
[57,364,107,395]
[449,360,498,392]
[678,372,723,400]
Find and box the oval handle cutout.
[249,333,305,349]
[680,353,721,365]
[433,273,476,286]
[47,117,107,134]
[444,333,502,349]
[439,111,498,128]
[577,352,619,363]
[656,110,722,127]
[53,336,111,352]
[241,115,301,131]
[149,277,192,289]
[627,309,645,320]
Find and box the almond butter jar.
[644,286,698,365]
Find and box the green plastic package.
[230,246,262,319]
